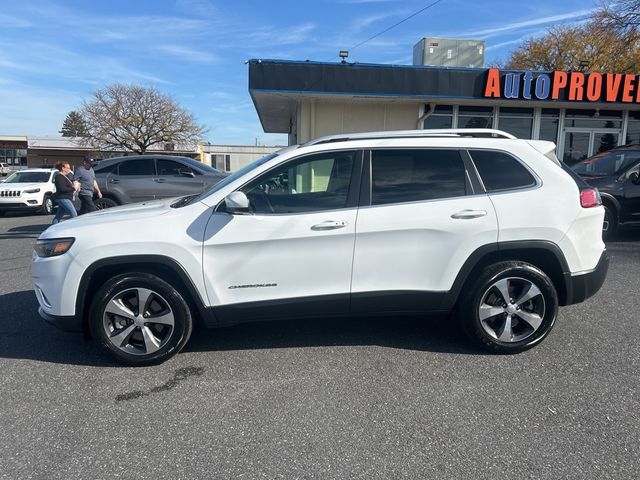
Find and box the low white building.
[199,144,283,172]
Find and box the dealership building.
[248,58,640,164]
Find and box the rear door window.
[370,149,466,205]
[469,150,536,192]
[118,158,155,176]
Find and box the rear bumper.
[563,249,609,305]
[38,306,82,332]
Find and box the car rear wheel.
[95,197,118,210]
[458,261,558,353]
[89,273,193,366]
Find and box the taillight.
[580,187,601,208]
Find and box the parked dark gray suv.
[93,155,228,209]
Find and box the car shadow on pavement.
[0,291,481,365]
[185,314,480,356]
[0,290,117,367]
[0,223,49,240]
[608,226,640,243]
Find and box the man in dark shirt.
[73,157,103,214]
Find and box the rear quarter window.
[469,150,536,192]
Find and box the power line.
[337,0,445,60]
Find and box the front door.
[155,158,205,198]
[621,162,640,223]
[562,129,620,165]
[201,150,361,322]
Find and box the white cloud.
[462,8,597,38]
[156,45,218,64]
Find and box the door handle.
[154,178,166,183]
[451,209,487,219]
[109,179,119,184]
[311,220,349,231]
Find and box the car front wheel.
[89,273,193,366]
[41,194,54,215]
[458,261,559,353]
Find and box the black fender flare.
[441,240,571,310]
[75,255,213,330]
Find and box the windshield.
[4,171,51,183]
[572,150,640,176]
[180,157,223,174]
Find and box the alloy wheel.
[478,276,546,343]
[102,287,175,355]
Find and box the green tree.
[79,84,207,154]
[59,110,88,137]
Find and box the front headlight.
[24,188,41,194]
[34,238,75,257]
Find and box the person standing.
[52,162,78,224]
[74,157,103,214]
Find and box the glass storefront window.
[458,106,494,129]
[497,107,533,139]
[626,111,640,145]
[0,146,28,167]
[539,109,560,143]
[423,105,453,129]
[564,109,622,129]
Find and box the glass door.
[562,129,620,165]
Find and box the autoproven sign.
[483,67,640,103]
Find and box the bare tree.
[504,22,640,73]
[80,84,207,154]
[597,0,640,34]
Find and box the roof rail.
[302,128,517,147]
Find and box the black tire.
[95,197,119,210]
[89,273,193,366]
[602,205,617,241]
[457,261,558,354]
[41,194,54,215]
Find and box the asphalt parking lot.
[1,212,639,480]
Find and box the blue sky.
[0,0,597,145]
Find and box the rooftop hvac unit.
[413,38,485,68]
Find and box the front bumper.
[38,306,82,332]
[0,200,42,210]
[563,249,610,305]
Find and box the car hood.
[0,182,47,190]
[42,198,178,238]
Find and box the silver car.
[93,155,228,209]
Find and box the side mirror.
[223,191,250,215]
[629,172,640,185]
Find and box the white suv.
[0,168,57,216]
[32,129,609,365]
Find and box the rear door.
[351,148,498,313]
[112,158,157,202]
[155,158,205,198]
